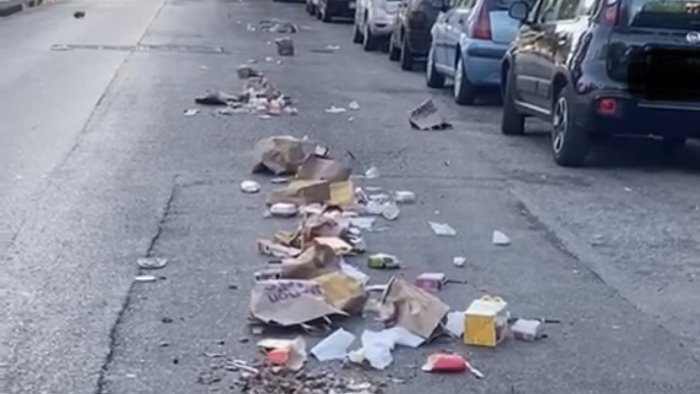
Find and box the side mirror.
[508,1,530,22]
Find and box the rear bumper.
[369,14,395,36]
[461,40,507,86]
[573,91,700,137]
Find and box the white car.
[352,0,400,51]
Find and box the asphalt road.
[2,1,700,393]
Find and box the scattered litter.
[351,330,394,370]
[382,202,400,221]
[237,365,377,394]
[183,108,199,117]
[348,116,355,122]
[364,166,380,179]
[492,230,511,246]
[259,114,272,119]
[348,100,360,110]
[379,277,449,339]
[393,191,416,204]
[464,295,509,347]
[269,202,298,217]
[367,253,401,269]
[253,136,306,175]
[624,187,632,192]
[237,64,262,79]
[265,56,274,62]
[340,261,370,285]
[257,239,301,258]
[241,180,261,193]
[73,11,85,19]
[349,217,375,230]
[325,106,347,114]
[257,337,307,371]
[422,353,484,378]
[429,221,457,237]
[511,318,544,341]
[275,37,295,56]
[414,272,446,293]
[327,44,340,50]
[311,328,356,361]
[313,271,367,314]
[310,44,341,53]
[134,275,157,283]
[137,257,168,270]
[195,90,239,106]
[409,99,452,131]
[313,237,353,255]
[270,177,290,184]
[453,256,466,267]
[445,311,465,337]
[258,19,298,34]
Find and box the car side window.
[555,0,583,20]
[577,0,597,16]
[536,0,560,23]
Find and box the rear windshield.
[626,0,700,29]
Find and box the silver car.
[352,0,401,51]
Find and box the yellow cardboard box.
[464,295,509,347]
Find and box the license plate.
[349,2,356,9]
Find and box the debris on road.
[445,311,466,337]
[414,272,446,293]
[464,295,509,347]
[422,353,484,378]
[241,180,261,194]
[195,90,240,106]
[237,366,377,394]
[429,221,457,237]
[325,106,347,114]
[310,328,356,361]
[134,275,158,283]
[379,277,449,339]
[510,318,545,341]
[409,99,452,131]
[257,239,301,258]
[364,166,380,179]
[183,108,200,117]
[269,202,299,217]
[275,37,295,56]
[237,64,262,79]
[348,100,360,110]
[453,256,466,267]
[381,202,400,221]
[137,257,168,270]
[367,253,401,269]
[393,190,416,204]
[257,337,307,371]
[73,11,86,19]
[253,136,306,175]
[258,19,298,33]
[492,230,511,246]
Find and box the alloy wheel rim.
[552,97,567,153]
[454,59,463,97]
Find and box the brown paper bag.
[267,180,331,205]
[313,271,367,315]
[296,156,351,182]
[253,136,306,175]
[250,279,346,326]
[280,244,341,279]
[379,277,450,339]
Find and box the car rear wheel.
[362,21,377,51]
[399,34,413,71]
[501,68,525,135]
[454,56,476,105]
[388,33,400,61]
[321,7,333,22]
[426,46,444,88]
[551,85,589,167]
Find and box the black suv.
[388,0,448,70]
[502,0,700,166]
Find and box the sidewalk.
[0,0,47,17]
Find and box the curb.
[0,0,47,17]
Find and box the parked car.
[353,0,402,50]
[426,0,519,104]
[502,0,700,166]
[316,0,357,22]
[388,0,448,70]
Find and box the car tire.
[399,34,413,71]
[454,55,476,105]
[362,22,377,51]
[551,85,590,167]
[501,68,525,135]
[426,46,444,88]
[353,22,363,43]
[388,33,401,61]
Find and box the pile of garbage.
[193,64,297,117]
[237,366,381,394]
[235,135,557,383]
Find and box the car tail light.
[468,4,492,40]
[600,0,619,25]
[596,97,618,115]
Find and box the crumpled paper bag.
[280,244,341,279]
[379,277,449,339]
[253,136,306,175]
[312,271,367,314]
[250,279,346,326]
